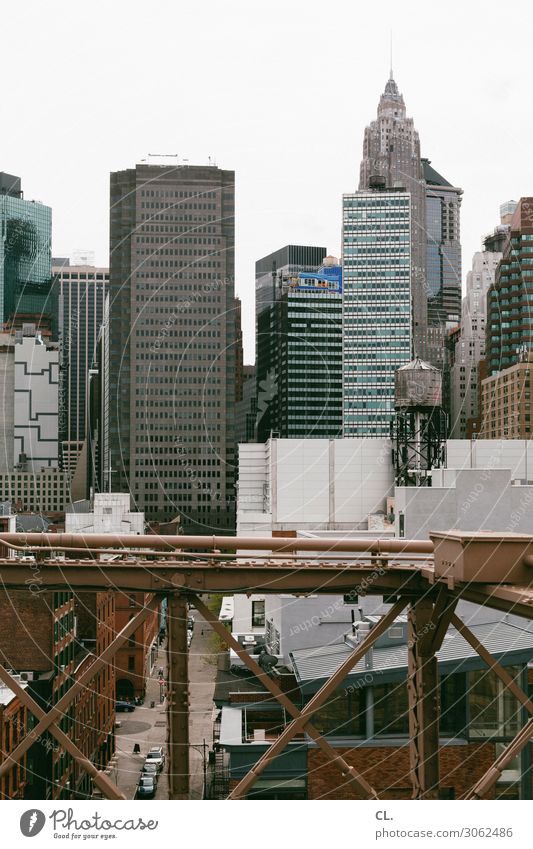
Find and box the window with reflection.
[374,682,409,735]
[468,666,522,739]
[440,673,467,737]
[312,686,365,736]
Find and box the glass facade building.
[0,173,54,330]
[486,198,533,377]
[342,190,412,436]
[255,245,329,440]
[54,263,109,477]
[256,260,343,440]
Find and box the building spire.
[390,29,393,80]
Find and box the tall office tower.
[256,244,327,439]
[423,159,462,368]
[0,172,57,332]
[448,207,511,437]
[257,257,342,440]
[342,186,412,437]
[486,198,533,377]
[358,78,462,367]
[53,261,109,478]
[109,163,235,531]
[359,75,427,358]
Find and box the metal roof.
[290,620,533,692]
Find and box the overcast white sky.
[3,0,533,361]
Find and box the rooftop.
[290,619,533,692]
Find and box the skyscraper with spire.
[359,71,427,358]
[342,72,462,436]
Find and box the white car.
[145,746,165,772]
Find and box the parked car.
[136,775,157,799]
[145,746,165,771]
[141,761,159,778]
[115,700,135,713]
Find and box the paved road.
[115,642,169,800]
[115,609,218,800]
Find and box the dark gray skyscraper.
[109,162,235,532]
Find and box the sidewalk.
[188,618,217,799]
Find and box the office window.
[251,600,265,628]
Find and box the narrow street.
[115,608,218,800]
[115,642,169,800]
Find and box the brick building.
[115,592,159,701]
[0,587,115,800]
[0,681,29,799]
[72,591,115,798]
[481,351,533,438]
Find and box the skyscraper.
[109,162,235,531]
[342,185,412,437]
[256,256,343,440]
[0,172,56,332]
[53,261,109,478]
[358,77,462,368]
[255,244,328,440]
[486,198,533,377]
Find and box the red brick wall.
[308,743,496,800]
[115,592,159,699]
[0,590,53,671]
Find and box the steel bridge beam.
[0,559,426,594]
[407,600,440,799]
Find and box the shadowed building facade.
[109,163,236,532]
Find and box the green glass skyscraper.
[0,172,54,330]
[342,187,412,436]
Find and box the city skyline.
[3,1,533,362]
